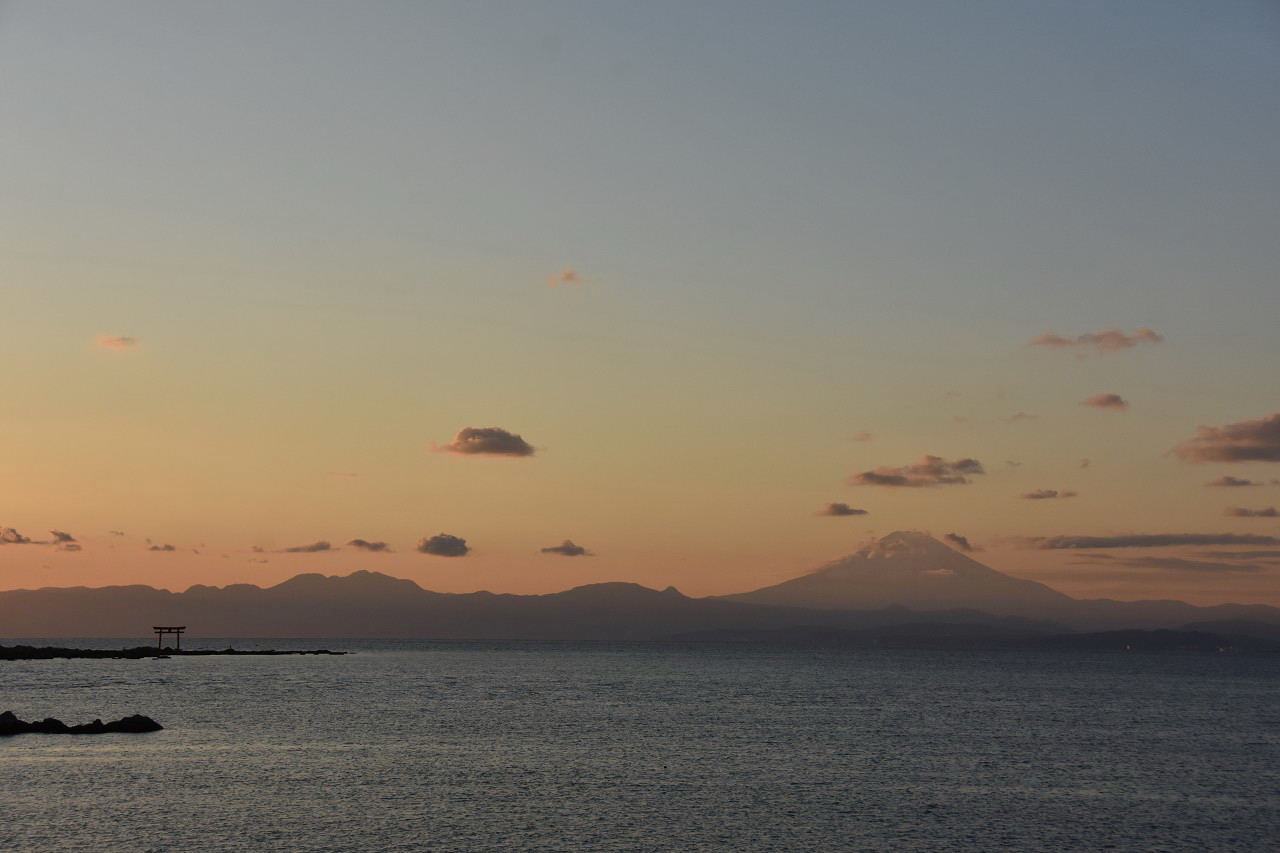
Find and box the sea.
[2,640,1278,852]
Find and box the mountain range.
[1,532,1276,641]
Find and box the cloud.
[944,532,977,552]
[1029,328,1163,353]
[852,431,874,442]
[1225,506,1279,518]
[1003,412,1037,424]
[1070,553,1265,574]
[50,531,79,550]
[1206,475,1260,487]
[437,427,535,457]
[817,502,869,517]
[540,539,592,557]
[148,544,176,552]
[95,334,139,351]
[0,528,32,545]
[548,268,582,287]
[0,528,84,546]
[1198,550,1280,560]
[347,539,391,552]
[1081,393,1128,411]
[283,541,332,553]
[109,530,126,536]
[1173,413,1280,463]
[850,455,985,487]
[0,528,87,547]
[417,533,469,557]
[1022,489,1077,500]
[1032,533,1280,549]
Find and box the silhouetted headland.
[1,710,162,736]
[1,645,346,661]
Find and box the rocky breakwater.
[0,710,163,736]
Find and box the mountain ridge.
[0,567,1059,640]
[2,532,1277,638]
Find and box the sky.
[1,1,1278,604]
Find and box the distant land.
[724,531,1280,631]
[2,533,1277,642]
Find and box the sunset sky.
[2,2,1278,604]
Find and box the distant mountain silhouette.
[727,531,1280,630]
[2,533,1277,639]
[728,531,1069,612]
[0,570,1058,640]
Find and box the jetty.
[1,645,346,661]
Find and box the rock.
[105,714,164,733]
[0,710,163,736]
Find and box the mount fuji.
[728,531,1069,613]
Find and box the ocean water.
[2,641,1277,852]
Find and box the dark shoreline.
[1,645,346,661]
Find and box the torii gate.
[153,626,186,650]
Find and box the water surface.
[3,640,1277,851]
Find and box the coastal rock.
[0,710,162,736]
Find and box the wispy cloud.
[1029,328,1163,354]
[1206,475,1260,488]
[944,532,978,552]
[548,268,583,287]
[1225,506,1279,518]
[1003,411,1037,424]
[1081,393,1128,411]
[49,530,79,550]
[1173,413,1280,463]
[95,334,139,352]
[0,528,32,545]
[817,502,869,517]
[418,533,469,557]
[347,539,391,552]
[1,528,81,547]
[282,541,332,553]
[850,455,985,487]
[148,543,176,552]
[1022,489,1077,500]
[1070,553,1265,574]
[540,539,592,557]
[852,431,874,442]
[1198,550,1280,560]
[1032,533,1280,549]
[436,427,535,457]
